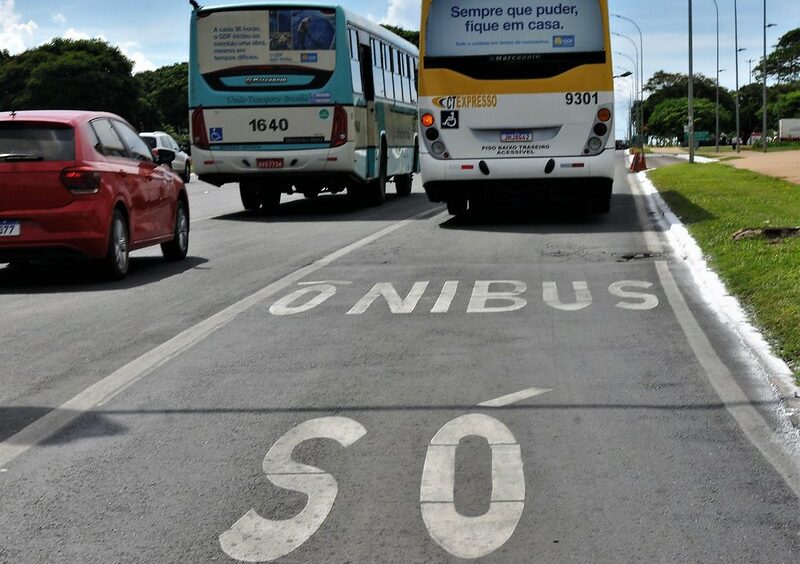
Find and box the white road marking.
[421,414,524,559]
[346,282,430,314]
[0,208,445,469]
[269,284,337,316]
[654,261,800,497]
[467,281,527,313]
[608,280,660,310]
[219,417,367,562]
[297,280,352,285]
[431,281,459,314]
[542,281,592,311]
[478,388,552,407]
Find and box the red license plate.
[256,158,284,169]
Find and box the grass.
[647,163,800,380]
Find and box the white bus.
[189,3,419,212]
[418,0,615,215]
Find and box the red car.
[0,110,189,279]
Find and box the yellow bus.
[418,0,615,215]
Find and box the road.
[1,153,799,562]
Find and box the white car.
[139,131,192,182]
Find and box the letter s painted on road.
[219,417,367,562]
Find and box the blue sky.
[2,0,798,135]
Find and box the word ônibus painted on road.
[268,280,659,316]
[219,412,526,562]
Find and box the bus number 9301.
[565,92,599,105]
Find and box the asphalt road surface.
[2,154,799,562]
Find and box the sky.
[2,0,799,136]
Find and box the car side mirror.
[152,148,176,165]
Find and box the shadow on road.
[0,256,208,294]
[437,192,676,235]
[211,192,438,223]
[0,406,128,445]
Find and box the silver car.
[139,131,192,182]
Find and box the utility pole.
[762,3,775,153]
[688,0,695,163]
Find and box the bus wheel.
[590,181,613,214]
[240,183,261,211]
[260,189,281,214]
[395,174,412,197]
[447,196,468,216]
[368,150,387,206]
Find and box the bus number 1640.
[565,92,599,105]
[249,118,289,132]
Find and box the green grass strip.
[647,163,800,378]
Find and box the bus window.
[371,38,386,98]
[348,28,363,94]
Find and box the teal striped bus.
[189,3,419,212]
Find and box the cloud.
[379,0,420,30]
[51,12,66,25]
[62,28,105,42]
[0,0,38,54]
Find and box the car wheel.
[183,163,191,183]
[161,200,189,261]
[103,209,129,279]
[395,173,412,197]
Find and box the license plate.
[256,158,284,169]
[0,220,20,237]
[500,130,532,143]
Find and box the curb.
[627,154,800,428]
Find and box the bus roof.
[194,2,418,55]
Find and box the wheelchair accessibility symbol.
[441,111,459,129]
[209,127,224,142]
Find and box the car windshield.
[0,123,75,161]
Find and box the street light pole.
[734,0,742,153]
[612,33,639,142]
[748,58,756,83]
[611,14,645,151]
[711,0,719,151]
[615,51,639,143]
[762,3,776,153]
[689,0,695,163]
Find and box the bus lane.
[1,157,799,562]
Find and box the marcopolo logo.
[552,35,575,48]
[300,53,319,63]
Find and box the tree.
[761,27,800,83]
[134,62,189,133]
[641,70,735,129]
[381,25,419,47]
[0,39,140,121]
[647,97,730,142]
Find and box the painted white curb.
[631,155,800,426]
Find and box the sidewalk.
[647,147,800,184]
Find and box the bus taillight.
[421,113,435,128]
[597,108,612,122]
[330,105,348,148]
[191,108,209,150]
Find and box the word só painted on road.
[220,412,526,561]
[268,280,659,316]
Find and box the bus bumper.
[421,149,615,204]
[193,143,360,187]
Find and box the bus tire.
[240,184,261,211]
[590,181,613,214]
[260,189,281,214]
[367,146,387,206]
[395,173,412,197]
[447,196,468,216]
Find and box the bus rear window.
[197,7,337,89]
[0,123,75,161]
[424,0,605,79]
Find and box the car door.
[90,118,155,243]
[112,120,174,240]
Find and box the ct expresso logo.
[432,95,498,110]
